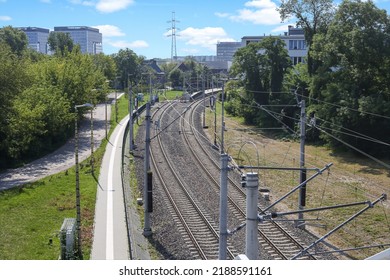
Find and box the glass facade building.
[18,27,50,54]
[53,26,103,54]
[216,42,242,62]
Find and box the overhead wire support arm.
[262,200,375,220]
[263,163,333,213]
[291,193,387,260]
[238,165,321,172]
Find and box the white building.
[241,25,307,65]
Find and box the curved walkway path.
[0,93,124,191]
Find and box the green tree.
[112,48,142,89]
[310,0,390,154]
[48,32,74,56]
[93,53,117,83]
[0,43,31,167]
[0,26,28,56]
[6,86,72,160]
[168,68,183,89]
[230,37,291,126]
[278,0,335,75]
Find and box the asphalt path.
[90,115,129,260]
[0,93,123,191]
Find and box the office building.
[18,27,50,54]
[53,26,103,54]
[216,41,241,62]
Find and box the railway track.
[149,101,236,259]
[181,97,318,260]
[144,95,335,259]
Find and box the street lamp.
[74,102,93,260]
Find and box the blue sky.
[1,0,390,59]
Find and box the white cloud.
[69,0,95,7]
[0,15,12,21]
[40,0,52,3]
[96,0,134,13]
[107,39,149,49]
[176,27,236,51]
[93,25,125,37]
[271,24,293,34]
[245,0,276,9]
[215,12,230,18]
[69,0,133,13]
[228,0,281,25]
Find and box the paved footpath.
[0,93,123,191]
[91,115,130,259]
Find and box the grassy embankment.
[0,94,130,260]
[0,90,183,260]
[205,102,390,259]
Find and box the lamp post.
[74,103,93,260]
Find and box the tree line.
[0,26,146,169]
[226,0,390,158]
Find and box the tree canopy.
[0,26,121,168]
[278,0,335,75]
[48,32,74,56]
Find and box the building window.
[289,40,306,50]
[291,56,305,65]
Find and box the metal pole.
[212,79,217,147]
[74,103,92,259]
[115,90,118,123]
[246,172,259,260]
[129,83,134,153]
[221,81,226,154]
[143,103,152,236]
[90,106,94,175]
[105,95,107,139]
[298,100,306,228]
[202,70,207,128]
[218,153,229,260]
[74,109,83,260]
[149,73,152,103]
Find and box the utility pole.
[74,103,93,260]
[129,82,134,153]
[218,153,229,260]
[245,172,259,260]
[90,105,94,175]
[298,100,306,228]
[143,101,152,236]
[211,78,218,147]
[167,11,179,62]
[202,70,207,128]
[221,81,226,154]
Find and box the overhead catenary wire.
[294,91,390,120]
[150,93,389,204]
[229,97,389,201]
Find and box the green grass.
[0,94,129,260]
[159,90,183,101]
[205,103,390,259]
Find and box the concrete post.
[218,153,229,260]
[245,172,258,260]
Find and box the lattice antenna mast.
[167,11,180,62]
